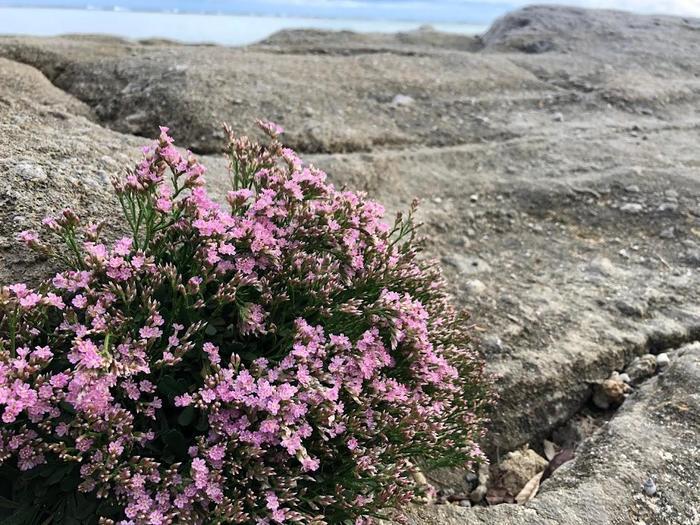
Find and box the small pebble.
[620,203,643,213]
[465,279,487,297]
[656,353,670,369]
[626,354,657,383]
[592,377,629,410]
[11,161,47,182]
[477,463,490,486]
[464,472,479,491]
[642,478,657,497]
[657,202,678,213]
[659,227,675,239]
[469,485,487,503]
[391,94,414,107]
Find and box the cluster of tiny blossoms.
[0,122,488,524]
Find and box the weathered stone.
[397,345,700,523]
[592,377,629,410]
[655,353,670,369]
[1,7,700,505]
[626,354,658,384]
[495,447,548,496]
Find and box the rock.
[655,352,670,369]
[592,377,629,410]
[495,446,548,496]
[440,255,491,275]
[642,478,657,497]
[615,298,646,317]
[464,472,479,492]
[684,249,700,266]
[625,354,657,384]
[398,345,700,523]
[539,448,575,483]
[481,3,700,81]
[391,94,415,107]
[677,341,700,355]
[586,256,619,277]
[657,202,678,213]
[620,202,643,213]
[10,161,47,182]
[659,226,675,239]
[469,484,487,504]
[551,414,601,448]
[477,463,490,487]
[464,279,487,297]
[552,112,564,122]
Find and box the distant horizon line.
[0,3,499,26]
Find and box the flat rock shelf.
[0,4,699,523]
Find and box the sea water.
[0,7,489,46]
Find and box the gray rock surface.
[1,6,700,522]
[400,344,700,523]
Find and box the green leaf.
[195,414,209,432]
[1,505,39,525]
[47,464,73,486]
[60,472,80,492]
[73,493,97,520]
[157,376,185,402]
[161,429,187,458]
[177,406,195,427]
[0,495,20,509]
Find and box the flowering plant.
[0,122,488,524]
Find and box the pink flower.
[41,217,60,231]
[84,242,108,261]
[69,340,103,369]
[139,326,162,340]
[72,294,88,309]
[257,120,284,137]
[44,293,65,309]
[9,283,29,298]
[300,456,320,472]
[280,433,302,455]
[19,293,41,309]
[203,342,220,364]
[113,237,133,256]
[17,230,39,245]
[32,346,53,360]
[0,123,489,525]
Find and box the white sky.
[491,0,700,17]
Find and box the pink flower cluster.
[0,122,488,524]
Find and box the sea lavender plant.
[0,122,489,524]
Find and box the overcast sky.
[1,1,699,20]
[496,0,700,17]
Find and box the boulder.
[494,447,548,496]
[400,344,700,523]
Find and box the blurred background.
[1,0,699,45]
